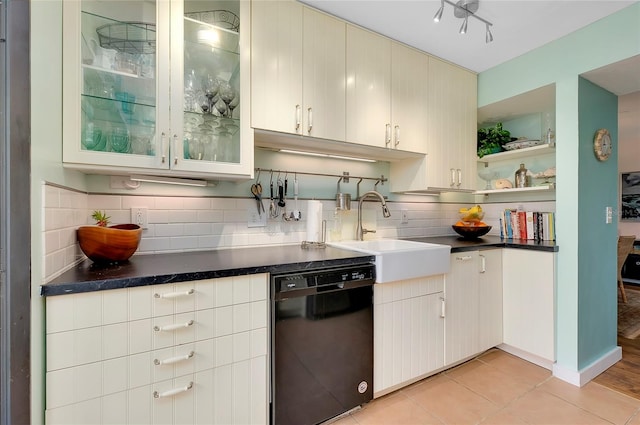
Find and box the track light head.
[433,3,444,22]
[459,15,468,34]
[485,23,493,43]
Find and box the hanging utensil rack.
[254,168,386,186]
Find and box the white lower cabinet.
[373,276,445,396]
[444,250,503,366]
[502,249,556,364]
[45,274,269,425]
[478,249,503,352]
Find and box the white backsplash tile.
[45,183,552,283]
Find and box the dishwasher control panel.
[273,264,375,294]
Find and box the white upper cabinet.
[302,7,346,141]
[390,57,477,193]
[345,26,428,154]
[345,25,391,149]
[390,43,429,154]
[251,0,345,141]
[426,56,477,190]
[62,0,253,180]
[251,0,303,135]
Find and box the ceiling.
[300,0,640,95]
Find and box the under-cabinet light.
[129,175,209,187]
[279,149,377,163]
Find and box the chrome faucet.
[356,191,391,241]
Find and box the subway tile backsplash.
[43,183,555,283]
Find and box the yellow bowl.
[459,210,485,224]
[77,224,142,263]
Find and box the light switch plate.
[401,210,409,224]
[605,206,613,224]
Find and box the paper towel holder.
[302,220,326,249]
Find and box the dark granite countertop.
[42,245,375,297]
[42,237,557,297]
[407,235,559,253]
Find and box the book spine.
[538,212,544,240]
[526,211,535,240]
[505,209,513,239]
[518,211,527,240]
[511,210,519,240]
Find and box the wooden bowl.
[77,224,142,263]
[452,225,492,240]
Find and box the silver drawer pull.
[154,351,194,366]
[154,320,194,332]
[153,381,193,398]
[154,289,195,299]
[455,255,473,261]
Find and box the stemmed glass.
[228,95,239,118]
[219,82,235,118]
[477,168,499,190]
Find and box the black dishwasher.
[270,263,375,425]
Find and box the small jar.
[515,163,529,188]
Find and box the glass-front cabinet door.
[62,0,252,180]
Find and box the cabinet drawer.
[46,356,268,425]
[374,275,445,305]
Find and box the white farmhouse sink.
[328,239,451,283]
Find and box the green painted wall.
[479,3,639,374]
[577,77,619,367]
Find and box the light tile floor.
[330,349,640,425]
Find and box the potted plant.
[77,210,142,263]
[477,122,512,158]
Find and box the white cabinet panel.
[390,58,477,193]
[445,252,480,365]
[373,276,445,395]
[103,356,128,395]
[46,274,269,425]
[251,0,303,134]
[251,0,345,140]
[427,57,477,190]
[502,249,555,362]
[346,25,391,148]
[302,7,346,140]
[213,364,234,424]
[445,250,502,366]
[478,249,503,351]
[103,391,128,424]
[390,43,429,154]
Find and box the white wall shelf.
[477,143,555,164]
[475,184,555,195]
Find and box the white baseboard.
[497,344,554,370]
[552,346,622,387]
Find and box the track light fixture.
[432,0,494,43]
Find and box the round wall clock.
[593,128,612,161]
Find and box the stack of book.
[500,209,556,241]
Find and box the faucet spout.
[356,191,391,240]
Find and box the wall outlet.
[131,207,148,229]
[401,209,409,224]
[247,207,267,228]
